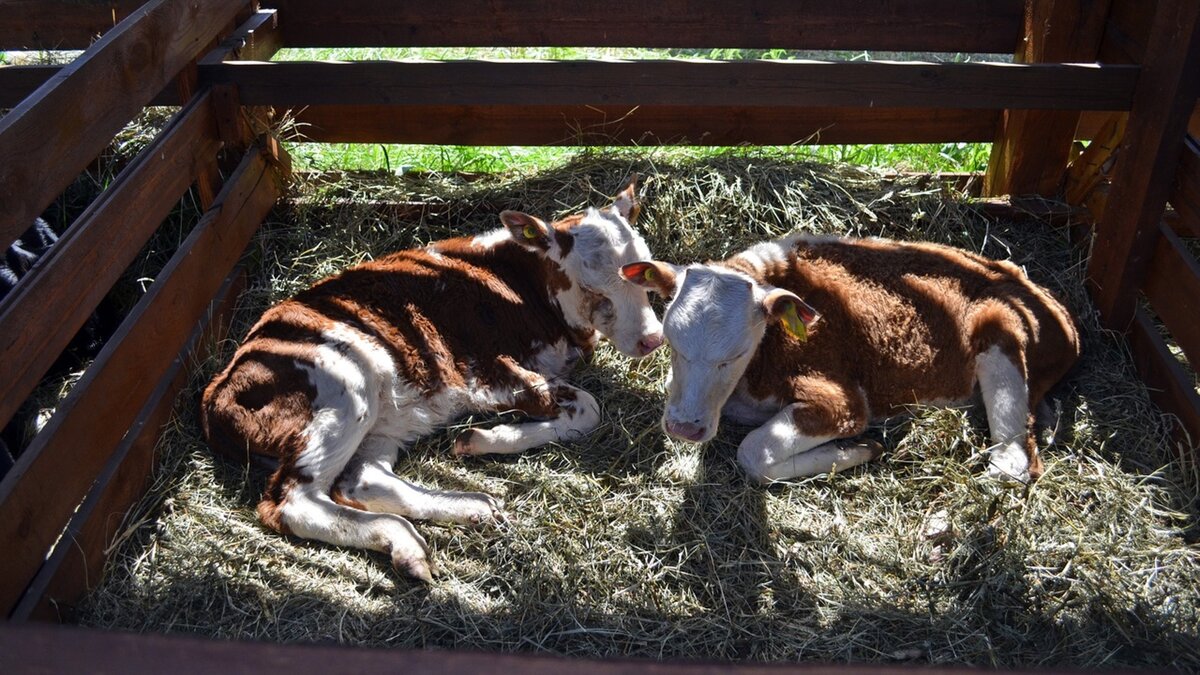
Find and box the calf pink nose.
[665,420,706,442]
[637,333,664,355]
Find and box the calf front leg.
[976,345,1036,482]
[455,382,601,456]
[737,380,873,483]
[335,437,506,525]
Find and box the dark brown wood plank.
[1087,0,1200,329]
[984,0,1113,197]
[260,0,1022,52]
[0,0,149,49]
[0,0,249,247]
[0,148,280,616]
[1171,136,1200,237]
[0,621,1050,675]
[0,64,185,107]
[291,104,1001,145]
[0,93,220,439]
[14,270,246,622]
[1098,0,1154,64]
[207,60,1138,111]
[1128,308,1200,452]
[1142,221,1200,372]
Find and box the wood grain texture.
[1128,308,1200,452]
[0,148,279,617]
[291,104,1001,145]
[1097,0,1154,64]
[0,0,248,247]
[0,0,149,49]
[1142,222,1200,373]
[0,621,1057,675]
[14,271,247,622]
[1087,0,1200,329]
[0,93,220,437]
[205,59,1138,111]
[1171,136,1200,237]
[259,0,1022,52]
[984,0,1113,197]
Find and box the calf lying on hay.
[78,152,1199,670]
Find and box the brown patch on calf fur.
[730,237,1080,433]
[201,230,597,530]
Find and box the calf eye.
[594,296,614,316]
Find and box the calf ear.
[612,176,640,224]
[620,260,678,296]
[762,288,821,342]
[501,211,551,251]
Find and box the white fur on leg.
[736,404,839,483]
[278,483,435,581]
[976,345,1031,482]
[455,386,601,456]
[762,440,880,482]
[339,453,506,525]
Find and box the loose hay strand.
[77,151,1200,669]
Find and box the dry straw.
[77,150,1199,669]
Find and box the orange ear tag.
[781,302,809,342]
[523,224,539,240]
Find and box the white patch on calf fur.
[975,345,1032,482]
[471,228,512,249]
[662,266,765,440]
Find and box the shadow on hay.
[76,154,1200,668]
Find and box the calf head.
[622,261,819,442]
[501,181,664,358]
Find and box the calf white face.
[622,261,819,443]
[502,182,664,358]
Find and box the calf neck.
[625,232,1080,484]
[201,183,662,580]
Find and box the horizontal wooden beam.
[13,270,247,622]
[0,0,248,247]
[0,147,280,617]
[205,60,1138,111]
[289,104,1001,145]
[258,0,1023,53]
[0,92,221,437]
[1128,308,1200,451]
[0,0,149,50]
[0,621,1045,675]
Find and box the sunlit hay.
[77,151,1199,669]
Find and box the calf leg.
[975,345,1035,482]
[737,381,872,483]
[454,383,601,456]
[276,482,436,581]
[335,436,506,525]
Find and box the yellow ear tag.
[781,302,808,342]
[522,224,539,240]
[643,267,655,281]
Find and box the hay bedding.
[77,151,1200,669]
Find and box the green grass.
[276,47,998,176]
[287,142,993,176]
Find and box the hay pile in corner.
[77,150,1200,669]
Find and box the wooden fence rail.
[0,0,1198,666]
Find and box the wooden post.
[983,0,1113,197]
[1087,0,1200,329]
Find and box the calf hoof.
[466,493,508,526]
[392,551,437,583]
[453,429,479,456]
[985,460,1030,485]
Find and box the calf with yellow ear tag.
[622,231,1079,485]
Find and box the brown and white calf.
[201,184,663,580]
[624,233,1080,484]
